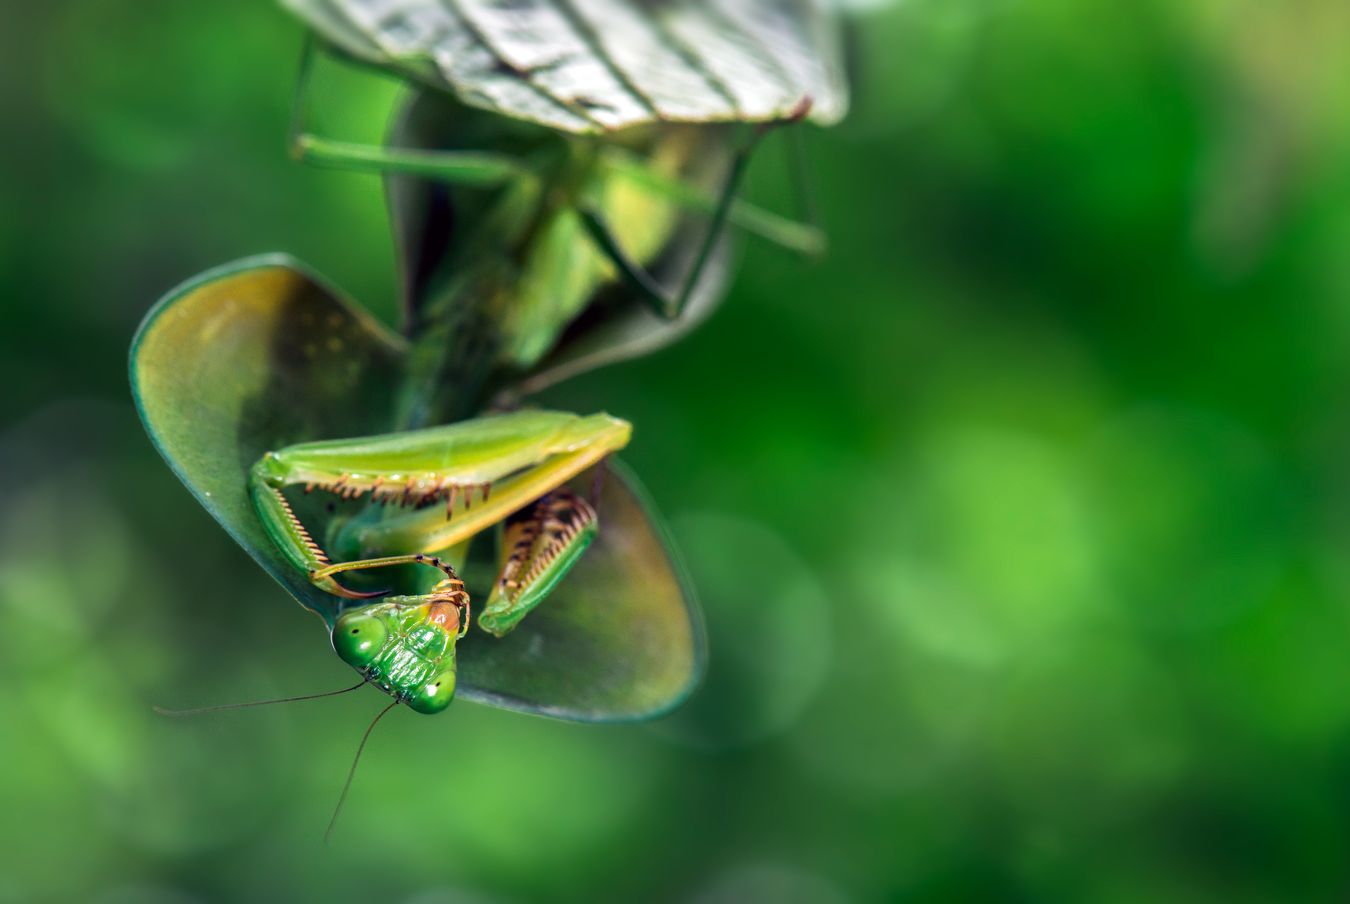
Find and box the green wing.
[283,0,849,133]
[130,256,703,721]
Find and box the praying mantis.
[132,0,847,832]
[226,0,848,713]
[250,409,630,713]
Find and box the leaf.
[131,255,704,721]
[129,255,407,623]
[283,0,849,133]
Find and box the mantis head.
[332,599,460,714]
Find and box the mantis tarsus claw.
[314,573,391,600]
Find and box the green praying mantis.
[132,0,847,833]
[250,409,629,714]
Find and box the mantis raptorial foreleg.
[249,411,621,714]
[249,410,629,606]
[479,488,598,637]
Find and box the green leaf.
[130,255,704,721]
[284,0,849,133]
[129,255,407,622]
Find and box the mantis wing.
[130,256,703,721]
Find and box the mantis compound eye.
[332,613,388,669]
[404,669,457,715]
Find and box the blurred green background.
[5,0,1350,900]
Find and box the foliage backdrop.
[4,0,1350,900]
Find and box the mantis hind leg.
[595,134,825,256]
[580,137,751,323]
[785,123,822,253]
[581,99,819,322]
[288,36,532,188]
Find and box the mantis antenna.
[326,700,399,845]
[152,679,368,716]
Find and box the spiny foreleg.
[251,461,473,600]
[479,487,599,637]
[249,411,630,601]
